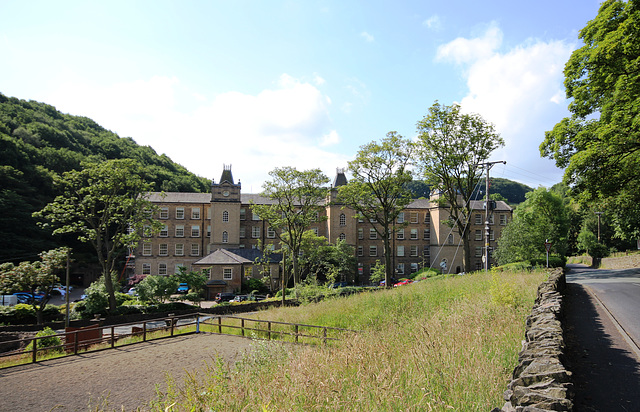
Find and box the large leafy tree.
[338,132,414,288]
[415,102,504,272]
[540,0,640,242]
[250,167,330,293]
[34,159,161,311]
[494,187,570,265]
[0,247,68,324]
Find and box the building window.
[175,244,184,256]
[339,213,346,226]
[267,227,276,238]
[175,225,184,237]
[397,263,405,275]
[475,246,483,257]
[222,211,229,222]
[500,214,507,225]
[397,212,405,224]
[240,208,246,220]
[490,229,495,241]
[191,225,200,237]
[397,229,405,240]
[475,230,482,241]
[159,244,168,256]
[222,231,229,243]
[191,207,200,219]
[339,233,346,241]
[207,225,211,237]
[312,227,319,236]
[397,246,405,257]
[358,246,363,256]
[423,229,430,240]
[223,268,232,280]
[159,207,169,219]
[176,207,185,219]
[423,246,430,256]
[424,213,430,224]
[369,228,377,239]
[142,264,151,275]
[251,226,260,238]
[358,228,364,239]
[369,246,377,256]
[158,263,167,275]
[252,212,260,221]
[410,228,418,239]
[410,212,418,224]
[160,225,168,237]
[239,227,245,238]
[267,243,276,251]
[142,243,152,256]
[207,207,211,219]
[202,268,211,278]
[410,245,418,256]
[411,263,418,273]
[447,234,454,245]
[244,267,253,278]
[191,244,199,256]
[475,214,482,225]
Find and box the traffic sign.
[544,242,552,253]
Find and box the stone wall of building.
[493,268,573,412]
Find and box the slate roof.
[193,249,252,265]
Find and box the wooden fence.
[0,313,356,369]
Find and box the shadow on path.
[564,282,640,411]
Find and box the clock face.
[222,190,230,197]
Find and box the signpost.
[544,240,552,268]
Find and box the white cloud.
[423,15,441,30]
[360,31,374,42]
[45,74,350,191]
[436,25,574,187]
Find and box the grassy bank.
[146,269,546,411]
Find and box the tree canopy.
[34,159,162,311]
[338,132,414,287]
[415,101,504,272]
[540,0,640,241]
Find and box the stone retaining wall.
[493,268,573,412]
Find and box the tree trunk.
[384,229,393,288]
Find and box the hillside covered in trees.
[0,93,210,263]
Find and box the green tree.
[135,274,178,304]
[175,267,207,306]
[298,234,356,285]
[494,188,570,265]
[33,159,162,312]
[0,247,68,324]
[338,132,414,288]
[415,101,504,272]
[540,0,640,242]
[369,260,385,285]
[250,167,330,295]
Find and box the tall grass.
[147,269,545,411]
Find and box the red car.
[393,279,413,287]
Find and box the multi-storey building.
[134,166,512,296]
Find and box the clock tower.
[209,164,241,251]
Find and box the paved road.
[564,264,640,411]
[566,264,640,354]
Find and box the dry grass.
[147,269,546,411]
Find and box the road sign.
[544,242,552,253]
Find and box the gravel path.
[0,333,255,411]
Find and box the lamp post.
[595,212,603,242]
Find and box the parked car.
[127,287,138,296]
[231,295,248,302]
[13,292,46,304]
[329,282,349,289]
[393,279,413,287]
[215,292,235,303]
[177,283,189,294]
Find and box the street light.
[595,212,603,242]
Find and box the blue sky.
[1,0,602,192]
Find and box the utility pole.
[476,161,506,273]
[595,212,603,242]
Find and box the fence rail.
[0,313,356,369]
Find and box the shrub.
[12,303,36,323]
[24,326,63,354]
[242,278,269,295]
[529,255,566,268]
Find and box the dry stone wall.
[493,268,573,412]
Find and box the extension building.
[133,166,512,297]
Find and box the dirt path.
[0,333,255,411]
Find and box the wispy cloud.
[423,15,441,30]
[360,31,374,42]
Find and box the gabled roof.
[144,192,210,203]
[193,249,252,265]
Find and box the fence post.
[323,327,327,346]
[295,324,299,343]
[74,330,79,355]
[111,326,115,348]
[268,321,272,340]
[143,322,147,342]
[170,316,175,337]
[241,318,245,337]
[31,336,37,363]
[217,316,222,334]
[196,313,200,334]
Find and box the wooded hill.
[0,93,210,263]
